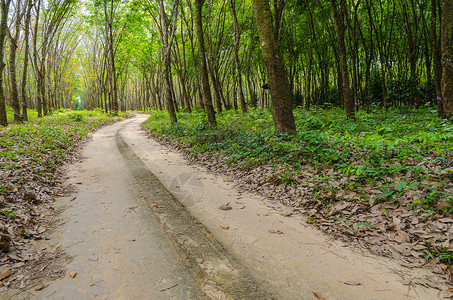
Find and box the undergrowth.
[143,107,453,264]
[0,109,126,199]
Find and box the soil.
[2,115,446,299]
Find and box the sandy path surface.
[123,115,442,300]
[5,115,442,299]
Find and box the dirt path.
[5,115,443,299]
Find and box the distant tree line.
[0,0,452,133]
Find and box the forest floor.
[1,114,448,299]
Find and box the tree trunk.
[442,0,453,118]
[0,0,11,126]
[330,0,355,119]
[159,0,177,123]
[251,0,296,134]
[195,0,216,126]
[21,0,33,121]
[229,0,247,113]
[432,0,443,117]
[8,0,22,123]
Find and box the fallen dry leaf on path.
[268,229,284,234]
[69,271,77,278]
[196,258,204,264]
[220,224,229,230]
[35,283,49,291]
[342,281,361,286]
[218,202,232,210]
[0,267,11,280]
[313,291,326,300]
[281,213,292,217]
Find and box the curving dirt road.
[6,115,443,299]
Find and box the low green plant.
[142,107,453,215]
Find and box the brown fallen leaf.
[447,266,453,283]
[0,267,11,280]
[35,283,49,291]
[218,202,232,210]
[69,271,77,278]
[342,281,361,286]
[448,288,453,292]
[206,233,214,238]
[281,213,292,217]
[151,204,164,208]
[313,291,326,300]
[196,258,204,264]
[268,229,284,234]
[128,239,136,242]
[220,224,230,230]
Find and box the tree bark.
[21,0,33,121]
[330,0,355,119]
[229,0,247,113]
[195,0,216,126]
[442,0,453,118]
[0,0,11,126]
[8,0,23,123]
[159,0,178,123]
[432,0,443,117]
[251,0,296,134]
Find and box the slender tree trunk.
[0,0,11,126]
[159,0,178,123]
[195,0,216,126]
[442,0,453,118]
[432,0,443,117]
[251,0,296,134]
[104,0,118,114]
[8,0,22,123]
[229,0,247,113]
[21,0,33,121]
[330,0,355,119]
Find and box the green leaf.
[396,182,407,192]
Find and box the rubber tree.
[103,0,119,115]
[431,0,443,117]
[229,0,247,113]
[251,0,296,135]
[195,0,216,127]
[442,0,453,118]
[21,0,33,121]
[158,0,178,123]
[330,0,355,120]
[0,0,11,126]
[7,0,24,123]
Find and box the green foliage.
[0,110,124,197]
[143,107,453,216]
[2,207,16,218]
[6,107,39,124]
